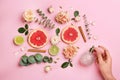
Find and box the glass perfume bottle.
[80,46,95,66]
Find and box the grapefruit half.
[61,25,80,44]
[28,28,48,48]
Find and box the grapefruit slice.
[61,25,80,44]
[28,28,48,48]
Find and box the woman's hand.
[94,46,116,80]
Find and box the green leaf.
[74,11,79,17]
[34,53,43,63]
[25,30,29,35]
[19,60,28,66]
[28,55,36,64]
[61,62,69,68]
[48,57,53,63]
[18,27,26,33]
[56,28,60,36]
[70,62,73,67]
[43,56,49,63]
[21,55,28,64]
[25,24,29,29]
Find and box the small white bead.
[44,65,52,73]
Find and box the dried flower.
[44,65,52,73]
[23,9,35,22]
[55,11,70,24]
[63,45,78,59]
[74,16,80,22]
[48,6,54,13]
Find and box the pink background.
[0,0,120,80]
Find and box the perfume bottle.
[80,46,95,66]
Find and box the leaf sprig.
[61,59,73,69]
[19,53,53,66]
[18,24,29,35]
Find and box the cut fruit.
[61,25,80,44]
[28,28,48,48]
[14,35,24,45]
[49,45,59,56]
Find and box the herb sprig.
[18,24,29,35]
[19,53,53,66]
[61,59,73,69]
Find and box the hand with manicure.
[93,46,116,80]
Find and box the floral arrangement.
[13,5,96,73]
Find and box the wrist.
[104,74,116,80]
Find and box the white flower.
[48,6,54,13]
[74,16,80,22]
[23,9,35,22]
[50,36,60,45]
[44,65,52,73]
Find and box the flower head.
[23,9,35,22]
[55,11,70,24]
[63,45,78,59]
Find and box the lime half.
[49,45,59,56]
[14,35,24,45]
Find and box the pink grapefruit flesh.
[61,25,80,44]
[28,28,48,48]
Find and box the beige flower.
[55,11,70,24]
[74,16,80,22]
[63,45,78,59]
[23,9,34,22]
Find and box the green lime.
[49,45,59,56]
[14,35,24,45]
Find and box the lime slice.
[14,35,24,45]
[49,45,59,56]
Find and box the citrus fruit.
[14,35,24,45]
[49,45,59,56]
[61,25,80,44]
[28,28,48,48]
